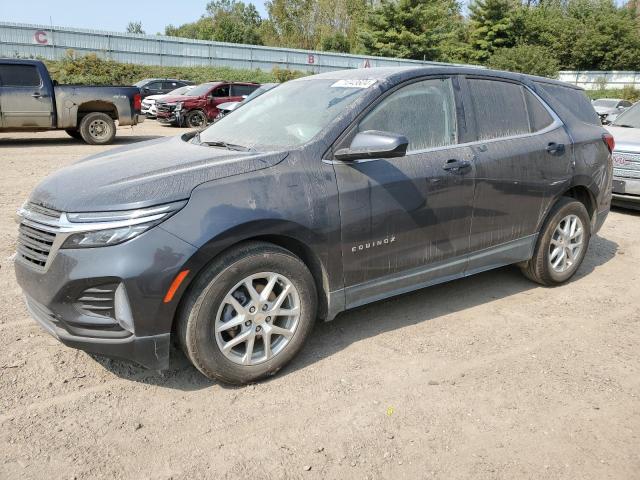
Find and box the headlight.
[60,200,186,249]
[175,102,183,111]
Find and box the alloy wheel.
[548,214,584,273]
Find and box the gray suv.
[15,67,612,384]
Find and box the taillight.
[603,132,615,153]
[133,93,142,112]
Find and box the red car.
[155,81,259,128]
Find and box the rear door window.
[231,84,258,97]
[524,89,554,131]
[0,64,42,87]
[162,81,179,90]
[357,77,458,152]
[467,79,531,141]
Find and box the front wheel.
[178,242,317,384]
[78,112,116,145]
[520,197,591,286]
[184,110,208,129]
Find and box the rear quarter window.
[535,82,600,125]
[0,64,41,87]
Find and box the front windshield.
[611,102,640,128]
[593,99,619,108]
[243,83,277,103]
[199,79,370,149]
[185,83,216,97]
[169,85,193,95]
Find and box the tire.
[520,197,591,286]
[178,241,317,384]
[184,110,208,129]
[65,129,82,140]
[78,112,116,145]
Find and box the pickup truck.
[0,59,143,145]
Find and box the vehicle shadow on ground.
[94,234,619,390]
[0,135,163,147]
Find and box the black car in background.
[15,67,612,384]
[134,78,193,99]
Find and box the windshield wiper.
[201,140,254,151]
[614,124,635,128]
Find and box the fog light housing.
[114,283,135,334]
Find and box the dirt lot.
[0,121,639,480]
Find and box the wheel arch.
[537,183,598,234]
[76,100,119,123]
[170,228,334,339]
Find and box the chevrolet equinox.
[15,67,613,384]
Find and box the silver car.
[606,103,640,209]
[592,98,632,124]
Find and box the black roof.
[304,66,583,91]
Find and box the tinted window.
[231,84,258,96]
[146,82,163,90]
[524,89,554,132]
[358,78,457,152]
[162,81,179,90]
[468,79,530,141]
[0,65,41,87]
[537,83,600,125]
[212,85,230,97]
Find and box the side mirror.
[334,130,409,161]
[143,87,150,92]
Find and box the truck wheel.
[185,110,207,129]
[65,129,82,140]
[79,112,116,145]
[178,241,317,384]
[520,197,591,286]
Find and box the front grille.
[156,103,176,115]
[75,283,117,318]
[612,151,640,179]
[17,224,56,268]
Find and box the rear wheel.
[520,197,591,286]
[79,112,116,145]
[65,129,82,140]
[184,110,208,129]
[178,242,317,384]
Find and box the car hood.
[29,135,288,212]
[217,101,240,112]
[143,94,164,102]
[157,94,198,104]
[605,125,640,153]
[594,106,619,115]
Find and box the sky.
[0,0,269,34]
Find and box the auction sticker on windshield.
[331,79,377,89]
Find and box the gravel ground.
[1,122,639,480]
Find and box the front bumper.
[15,225,197,370]
[612,176,640,210]
[156,114,178,125]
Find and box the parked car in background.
[605,102,640,209]
[0,59,143,144]
[134,78,193,99]
[155,81,259,128]
[215,83,279,120]
[592,98,632,124]
[15,67,612,384]
[142,85,195,118]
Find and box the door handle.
[31,92,43,99]
[546,142,565,156]
[442,158,471,173]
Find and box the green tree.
[166,0,263,45]
[468,0,517,62]
[358,0,470,62]
[488,44,559,77]
[126,21,145,34]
